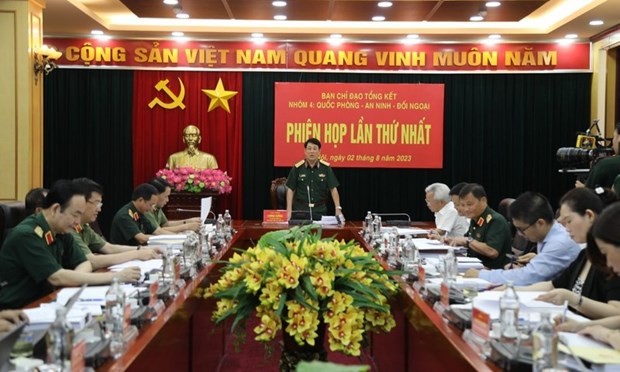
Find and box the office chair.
[0,201,27,248]
[270,177,288,210]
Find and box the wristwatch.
[466,236,473,248]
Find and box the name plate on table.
[263,210,288,224]
[472,307,491,340]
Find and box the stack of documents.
[381,227,430,236]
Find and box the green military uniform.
[0,214,87,309]
[109,202,157,246]
[285,159,339,219]
[145,208,168,229]
[71,223,107,256]
[466,207,511,269]
[585,156,620,189]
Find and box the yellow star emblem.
[202,78,238,113]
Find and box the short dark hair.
[73,177,103,201]
[149,177,171,193]
[43,180,85,212]
[449,182,468,196]
[560,188,604,216]
[131,183,159,201]
[615,122,620,135]
[588,202,620,272]
[304,138,321,149]
[510,191,554,224]
[25,187,48,216]
[593,187,618,206]
[458,183,486,199]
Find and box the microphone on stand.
[307,185,313,222]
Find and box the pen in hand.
[561,299,569,323]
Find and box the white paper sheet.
[108,259,163,272]
[381,227,430,236]
[412,238,464,250]
[201,197,212,223]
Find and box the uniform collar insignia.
[45,231,54,246]
[128,209,134,218]
[477,217,485,227]
[75,224,83,233]
[133,212,140,221]
[34,226,44,238]
[486,214,493,223]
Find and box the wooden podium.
[162,191,219,220]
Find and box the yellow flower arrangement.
[204,225,399,357]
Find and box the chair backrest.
[270,178,288,210]
[0,201,27,248]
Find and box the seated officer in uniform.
[109,183,165,246]
[465,191,581,285]
[147,177,202,232]
[24,187,48,216]
[0,180,140,309]
[72,178,162,270]
[445,183,511,269]
[166,125,218,170]
[285,138,345,221]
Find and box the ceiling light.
[172,31,184,37]
[565,34,578,39]
[557,39,574,45]
[485,1,501,7]
[274,15,287,20]
[470,15,484,22]
[163,0,178,4]
[378,2,393,8]
[272,1,287,7]
[330,34,342,39]
[372,16,386,21]
[589,20,604,26]
[251,33,264,38]
[95,34,111,41]
[176,11,189,19]
[488,34,501,39]
[91,30,104,35]
[406,34,419,39]
[252,37,266,44]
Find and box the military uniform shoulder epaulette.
[319,159,331,166]
[295,160,305,168]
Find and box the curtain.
[132,71,243,217]
[44,69,134,236]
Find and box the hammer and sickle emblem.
[148,77,186,110]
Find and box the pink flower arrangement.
[156,167,232,194]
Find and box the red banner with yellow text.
[44,38,591,72]
[274,83,444,168]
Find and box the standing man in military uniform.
[285,138,345,221]
[110,183,163,246]
[0,180,140,309]
[445,183,511,269]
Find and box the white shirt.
[434,201,469,237]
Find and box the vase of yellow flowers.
[204,225,399,371]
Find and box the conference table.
[33,221,499,372]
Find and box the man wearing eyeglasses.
[445,183,511,269]
[72,178,162,270]
[464,191,580,285]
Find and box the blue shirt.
[479,221,580,285]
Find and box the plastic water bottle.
[223,209,232,235]
[499,281,520,343]
[402,235,419,275]
[532,312,558,371]
[363,211,373,236]
[216,213,225,236]
[47,307,73,371]
[443,247,457,283]
[371,215,382,242]
[105,278,126,359]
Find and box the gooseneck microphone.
[307,185,313,222]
